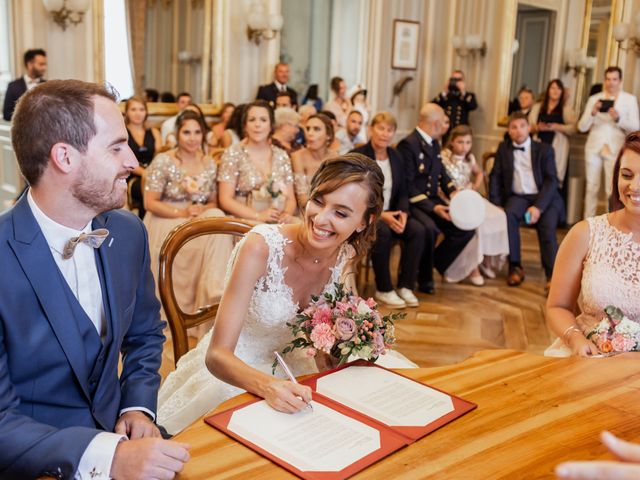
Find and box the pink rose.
[310,323,336,353]
[311,306,332,326]
[365,297,377,309]
[611,334,636,352]
[372,331,386,356]
[335,301,352,315]
[305,347,317,358]
[335,317,357,341]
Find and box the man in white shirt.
[0,80,189,479]
[3,48,47,121]
[489,112,564,290]
[160,91,192,144]
[578,66,639,218]
[336,110,364,154]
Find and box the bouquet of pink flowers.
[586,305,640,353]
[274,283,405,371]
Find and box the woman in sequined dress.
[218,100,297,224]
[290,113,335,209]
[143,110,234,317]
[441,125,509,285]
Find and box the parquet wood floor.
[159,227,563,380]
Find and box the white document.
[227,400,380,472]
[316,366,454,426]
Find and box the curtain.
[125,0,147,96]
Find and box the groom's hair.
[308,153,384,259]
[11,79,117,186]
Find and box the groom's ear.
[49,143,75,174]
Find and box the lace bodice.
[145,152,217,203]
[578,214,640,329]
[441,149,478,190]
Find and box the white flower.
[615,318,640,335]
[357,300,372,315]
[595,318,611,333]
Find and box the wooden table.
[173,349,640,479]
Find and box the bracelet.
[561,325,582,344]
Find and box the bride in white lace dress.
[157,154,416,434]
[546,134,640,357]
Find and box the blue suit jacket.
[0,194,165,479]
[3,77,27,121]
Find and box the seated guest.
[275,90,296,110]
[124,96,161,219]
[295,104,317,148]
[489,111,564,289]
[349,85,370,144]
[353,112,425,308]
[165,103,214,151]
[160,91,176,103]
[211,102,235,147]
[397,103,475,294]
[302,84,323,111]
[144,88,159,102]
[441,125,509,285]
[218,100,297,224]
[256,62,298,107]
[319,109,342,152]
[336,109,364,154]
[509,86,535,116]
[529,79,577,190]
[271,107,301,155]
[324,76,350,128]
[0,79,188,479]
[160,91,191,144]
[144,110,232,314]
[220,103,246,149]
[291,113,335,209]
[545,132,640,357]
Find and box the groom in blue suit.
[0,80,189,479]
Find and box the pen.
[273,351,313,412]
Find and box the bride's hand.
[263,379,312,413]
[568,334,599,357]
[315,352,339,372]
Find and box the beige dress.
[143,152,234,316]
[217,143,294,213]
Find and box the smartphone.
[524,211,532,224]
[599,99,614,112]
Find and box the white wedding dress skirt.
[157,224,416,434]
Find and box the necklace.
[313,258,320,264]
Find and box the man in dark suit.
[256,62,298,108]
[397,103,474,294]
[3,48,47,121]
[489,111,564,289]
[0,80,189,478]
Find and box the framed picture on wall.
[392,19,420,70]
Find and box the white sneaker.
[396,288,419,307]
[478,263,496,279]
[374,290,406,309]
[469,272,485,286]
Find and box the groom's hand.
[110,438,190,480]
[116,410,161,439]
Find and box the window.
[104,0,134,99]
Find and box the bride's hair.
[308,153,384,259]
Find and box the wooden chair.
[482,150,496,195]
[158,217,252,365]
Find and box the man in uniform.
[397,103,475,294]
[433,69,477,132]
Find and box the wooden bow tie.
[62,229,110,260]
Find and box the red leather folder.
[205,361,476,479]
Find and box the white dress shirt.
[27,192,124,479]
[416,126,434,146]
[577,90,640,154]
[23,74,42,91]
[160,114,178,143]
[274,80,287,92]
[376,158,393,211]
[511,137,539,195]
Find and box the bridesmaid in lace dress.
[143,110,233,316]
[546,132,640,357]
[291,113,335,209]
[218,100,297,224]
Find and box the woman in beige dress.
[218,100,297,224]
[143,109,234,316]
[291,113,335,209]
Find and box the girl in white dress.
[546,132,640,357]
[157,153,417,434]
[441,125,510,285]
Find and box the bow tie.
[513,145,526,152]
[62,229,109,260]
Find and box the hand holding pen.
[271,351,313,413]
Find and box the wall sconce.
[42,0,90,31]
[613,19,640,54]
[565,49,597,76]
[452,34,487,58]
[177,51,202,65]
[246,1,283,45]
